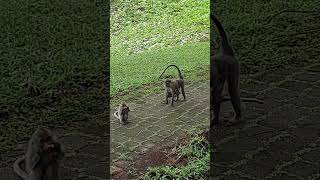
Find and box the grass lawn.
[0,1,108,154]
[111,0,210,56]
[110,0,210,105]
[111,42,210,105]
[212,0,320,75]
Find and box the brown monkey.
[159,64,186,106]
[13,127,64,180]
[210,14,242,126]
[114,102,130,124]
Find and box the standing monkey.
[13,127,64,180]
[210,14,242,127]
[159,64,186,106]
[210,14,263,127]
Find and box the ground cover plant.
[141,133,210,180]
[111,130,210,180]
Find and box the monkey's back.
[211,54,239,76]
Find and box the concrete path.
[1,62,318,180]
[110,80,210,163]
[211,63,320,179]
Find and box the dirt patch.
[111,129,211,179]
[111,133,193,180]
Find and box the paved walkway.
[211,63,320,179]
[110,80,210,163]
[1,62,318,180]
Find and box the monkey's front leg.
[165,92,169,104]
[119,114,124,124]
[170,89,175,106]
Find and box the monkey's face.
[122,105,130,113]
[36,128,64,160]
[164,79,171,88]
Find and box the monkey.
[210,14,244,127]
[114,102,130,124]
[13,127,64,180]
[159,64,186,106]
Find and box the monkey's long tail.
[113,111,119,120]
[159,64,183,80]
[13,156,28,179]
[221,97,263,104]
[210,14,234,56]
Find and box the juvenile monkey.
[114,102,130,124]
[159,65,186,106]
[13,127,64,180]
[210,14,242,127]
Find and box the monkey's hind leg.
[175,89,180,101]
[212,78,225,126]
[226,74,242,126]
[181,85,186,100]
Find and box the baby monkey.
[159,64,186,106]
[114,102,130,124]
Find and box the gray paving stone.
[110,80,210,163]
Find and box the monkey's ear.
[30,153,40,169]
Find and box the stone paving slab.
[2,62,318,179]
[210,63,320,180]
[110,80,210,162]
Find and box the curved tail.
[159,64,183,80]
[13,156,28,179]
[210,14,234,56]
[113,111,119,119]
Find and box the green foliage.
[141,134,210,180]
[179,135,209,159]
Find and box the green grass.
[111,0,209,56]
[111,42,210,104]
[110,0,210,105]
[212,0,320,75]
[0,1,108,154]
[141,134,210,180]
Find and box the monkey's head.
[164,79,172,88]
[33,127,64,160]
[121,102,130,113]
